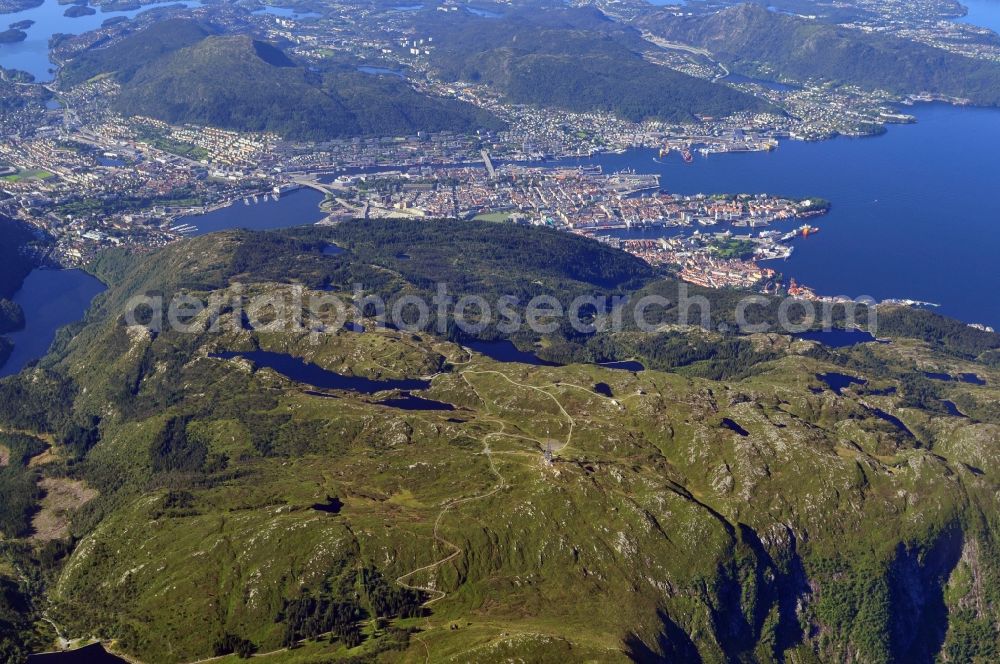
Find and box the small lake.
[28,643,128,663]
[357,65,405,78]
[254,5,319,19]
[466,339,646,370]
[942,400,966,417]
[816,372,867,395]
[868,406,914,437]
[924,371,987,385]
[465,339,562,366]
[794,329,878,348]
[178,188,326,236]
[312,496,343,513]
[598,360,646,371]
[0,0,204,81]
[720,417,749,436]
[0,268,105,378]
[377,392,455,410]
[212,350,432,393]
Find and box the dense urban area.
[0,0,1000,304]
[4,0,996,303]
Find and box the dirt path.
[394,425,510,605]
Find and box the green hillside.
[59,20,503,140]
[422,6,777,122]
[59,18,213,87]
[0,222,997,662]
[642,3,1000,105]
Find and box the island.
[0,28,26,43]
[8,19,33,29]
[64,5,97,17]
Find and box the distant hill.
[422,7,777,122]
[59,20,503,140]
[642,3,1000,105]
[59,18,213,87]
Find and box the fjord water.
[959,0,1000,32]
[563,103,1000,329]
[0,0,202,81]
[183,188,326,236]
[0,269,105,378]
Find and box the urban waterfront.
[179,187,326,236]
[136,102,1000,329]
[547,102,1000,329]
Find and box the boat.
[681,148,694,163]
[800,224,819,237]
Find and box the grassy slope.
[0,223,996,662]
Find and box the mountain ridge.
[640,3,1000,105]
[0,222,996,661]
[60,20,504,140]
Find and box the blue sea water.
[0,0,203,81]
[549,103,1000,329]
[958,0,1000,33]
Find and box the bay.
[0,268,105,377]
[547,103,1000,329]
[0,0,202,82]
[179,188,326,236]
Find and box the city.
[1,0,999,662]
